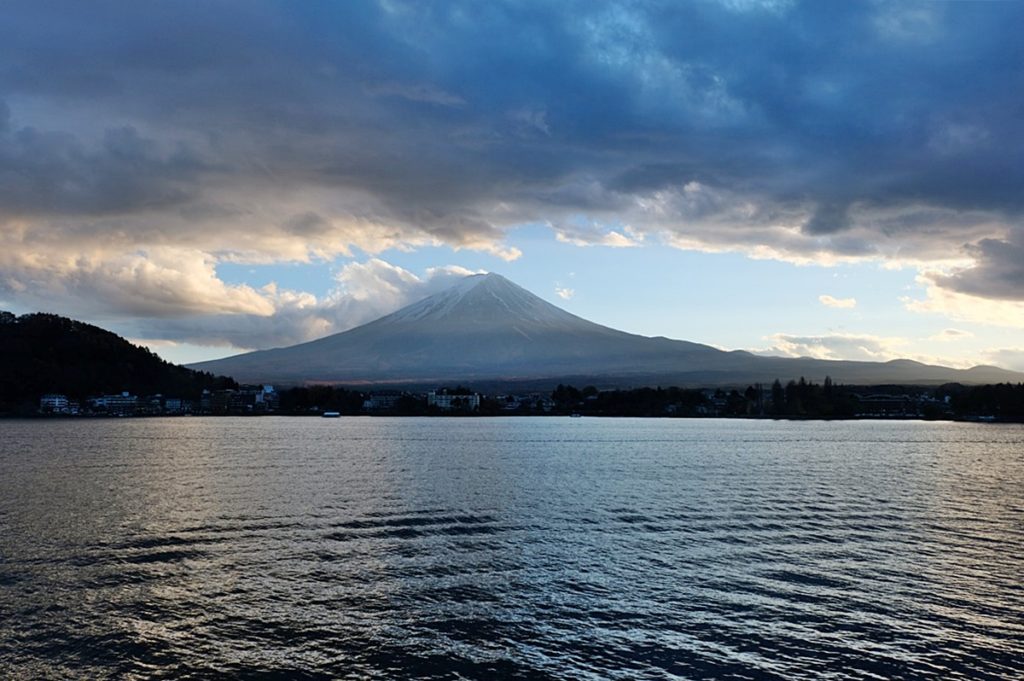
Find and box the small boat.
[322,411,341,418]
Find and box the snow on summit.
[383,273,583,326]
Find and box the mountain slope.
[0,311,236,411]
[189,274,1024,387]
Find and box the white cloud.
[818,294,857,309]
[760,332,907,362]
[755,331,978,369]
[928,328,974,342]
[132,258,485,351]
[983,348,1024,371]
[0,246,278,318]
[555,287,575,300]
[903,272,1024,329]
[554,225,641,248]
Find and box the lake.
[1,417,1022,679]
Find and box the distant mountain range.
[0,311,235,412]
[189,273,1024,388]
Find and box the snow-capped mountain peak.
[188,273,1024,387]
[380,273,580,326]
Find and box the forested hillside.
[0,312,236,412]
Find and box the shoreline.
[3,413,1018,424]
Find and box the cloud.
[929,328,973,342]
[555,287,575,300]
[367,82,465,107]
[3,0,1024,328]
[619,184,1002,269]
[803,203,852,236]
[873,4,945,44]
[983,348,1024,372]
[904,272,1024,329]
[760,333,908,362]
[0,246,278,318]
[758,331,974,368]
[127,259,486,350]
[554,224,641,248]
[0,124,208,219]
[929,236,1024,302]
[928,122,990,156]
[818,295,857,309]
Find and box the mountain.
[0,311,236,412]
[189,273,1024,388]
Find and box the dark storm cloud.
[0,124,208,218]
[934,237,1024,302]
[2,0,1024,301]
[803,203,852,236]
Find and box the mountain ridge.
[189,273,1024,388]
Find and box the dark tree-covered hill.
[0,311,236,412]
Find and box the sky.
[2,0,1023,370]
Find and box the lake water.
[1,417,1022,679]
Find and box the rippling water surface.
[1,417,1022,679]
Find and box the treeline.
[550,379,866,417]
[552,384,711,416]
[550,380,916,418]
[0,311,236,413]
[280,386,383,414]
[939,383,1024,420]
[271,380,1024,420]
[765,377,861,418]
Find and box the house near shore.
[39,394,71,414]
[427,390,481,412]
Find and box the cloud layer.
[762,333,908,363]
[130,259,483,350]
[2,0,1023,347]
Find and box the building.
[208,385,278,414]
[363,391,405,412]
[427,390,480,412]
[163,397,187,413]
[208,389,236,414]
[90,392,139,415]
[252,385,278,412]
[39,394,69,414]
[855,394,914,417]
[234,385,279,413]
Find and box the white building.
[91,392,138,415]
[39,394,69,413]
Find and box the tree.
[770,379,784,416]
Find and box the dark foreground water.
[1,418,1022,680]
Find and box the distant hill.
[189,273,1024,388]
[0,311,236,412]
